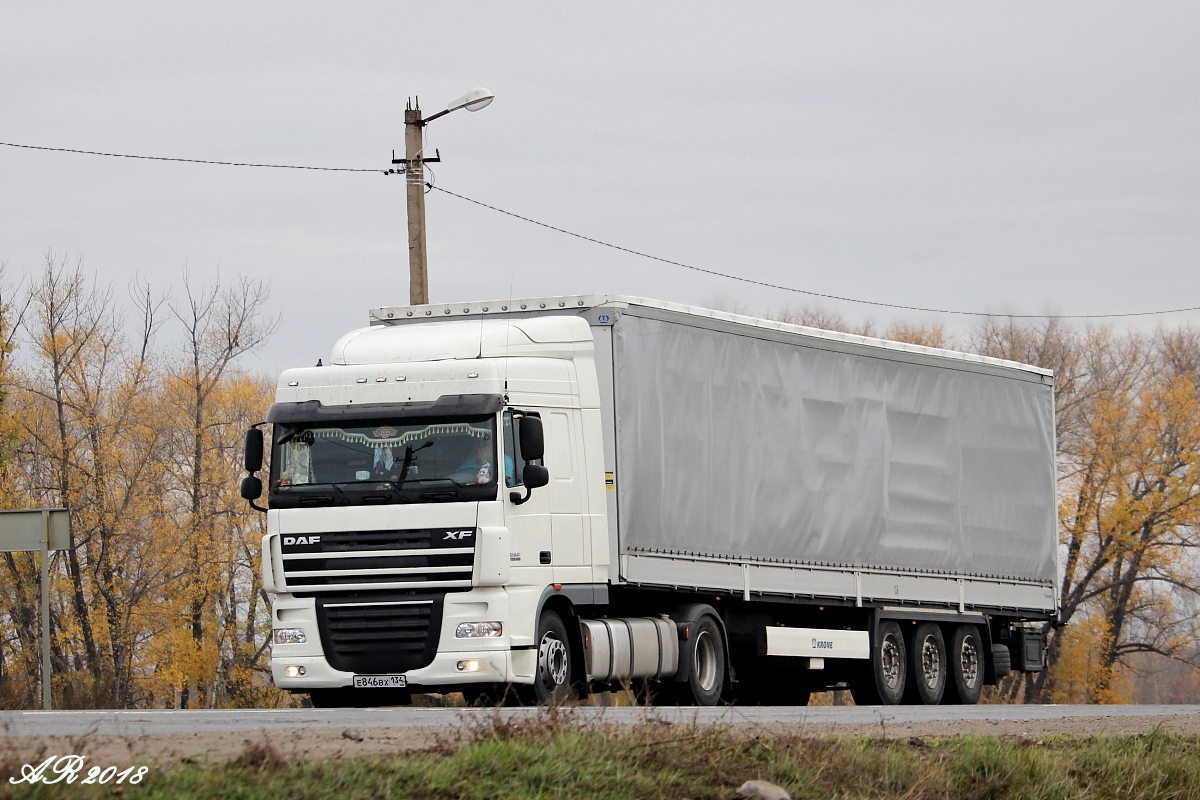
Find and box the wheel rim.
[921,636,942,689]
[538,633,568,690]
[880,633,902,690]
[959,635,979,688]
[694,631,719,693]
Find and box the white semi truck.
[240,296,1058,707]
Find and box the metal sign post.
[0,509,69,710]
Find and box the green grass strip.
[5,719,1200,799]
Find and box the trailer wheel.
[904,623,947,705]
[849,620,906,705]
[943,625,984,705]
[530,610,574,705]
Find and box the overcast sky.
[3,3,1199,373]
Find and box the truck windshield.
[269,416,497,507]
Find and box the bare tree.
[166,273,275,707]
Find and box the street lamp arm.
[401,87,493,305]
[421,87,495,125]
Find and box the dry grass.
[3,711,1200,799]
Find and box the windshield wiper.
[371,477,475,502]
[278,481,347,495]
[371,477,461,491]
[396,440,435,485]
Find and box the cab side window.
[502,410,543,488]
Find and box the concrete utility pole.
[394,88,495,306]
[404,103,430,306]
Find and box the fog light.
[273,628,306,645]
[284,665,307,678]
[455,621,503,638]
[456,659,482,672]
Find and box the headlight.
[456,621,503,638]
[273,628,307,645]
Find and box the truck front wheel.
[530,610,574,705]
[849,620,906,705]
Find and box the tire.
[849,620,906,706]
[663,615,727,706]
[944,625,984,705]
[309,687,411,708]
[904,622,947,705]
[531,610,574,704]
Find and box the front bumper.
[269,586,542,690]
[270,648,529,689]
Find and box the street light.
[398,87,495,305]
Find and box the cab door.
[546,410,589,583]
[501,410,552,583]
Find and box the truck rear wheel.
[849,620,906,705]
[530,610,574,705]
[904,622,947,705]
[943,625,984,705]
[660,615,726,706]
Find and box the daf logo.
[282,535,321,546]
[443,530,474,540]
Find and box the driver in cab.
[452,435,496,485]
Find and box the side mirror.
[518,415,544,461]
[240,476,263,501]
[244,428,264,473]
[523,464,549,489]
[509,464,550,506]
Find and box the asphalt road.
[1,704,1197,738]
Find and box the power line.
[0,140,384,173]
[4,138,1197,319]
[429,187,1200,320]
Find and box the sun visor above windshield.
[333,317,592,364]
[266,393,503,424]
[332,322,491,364]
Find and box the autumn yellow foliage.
[0,255,285,709]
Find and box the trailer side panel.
[613,313,1056,583]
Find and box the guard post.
[0,509,70,709]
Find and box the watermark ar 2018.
[9,756,148,785]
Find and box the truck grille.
[315,593,444,674]
[277,528,475,592]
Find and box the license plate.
[353,674,407,689]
